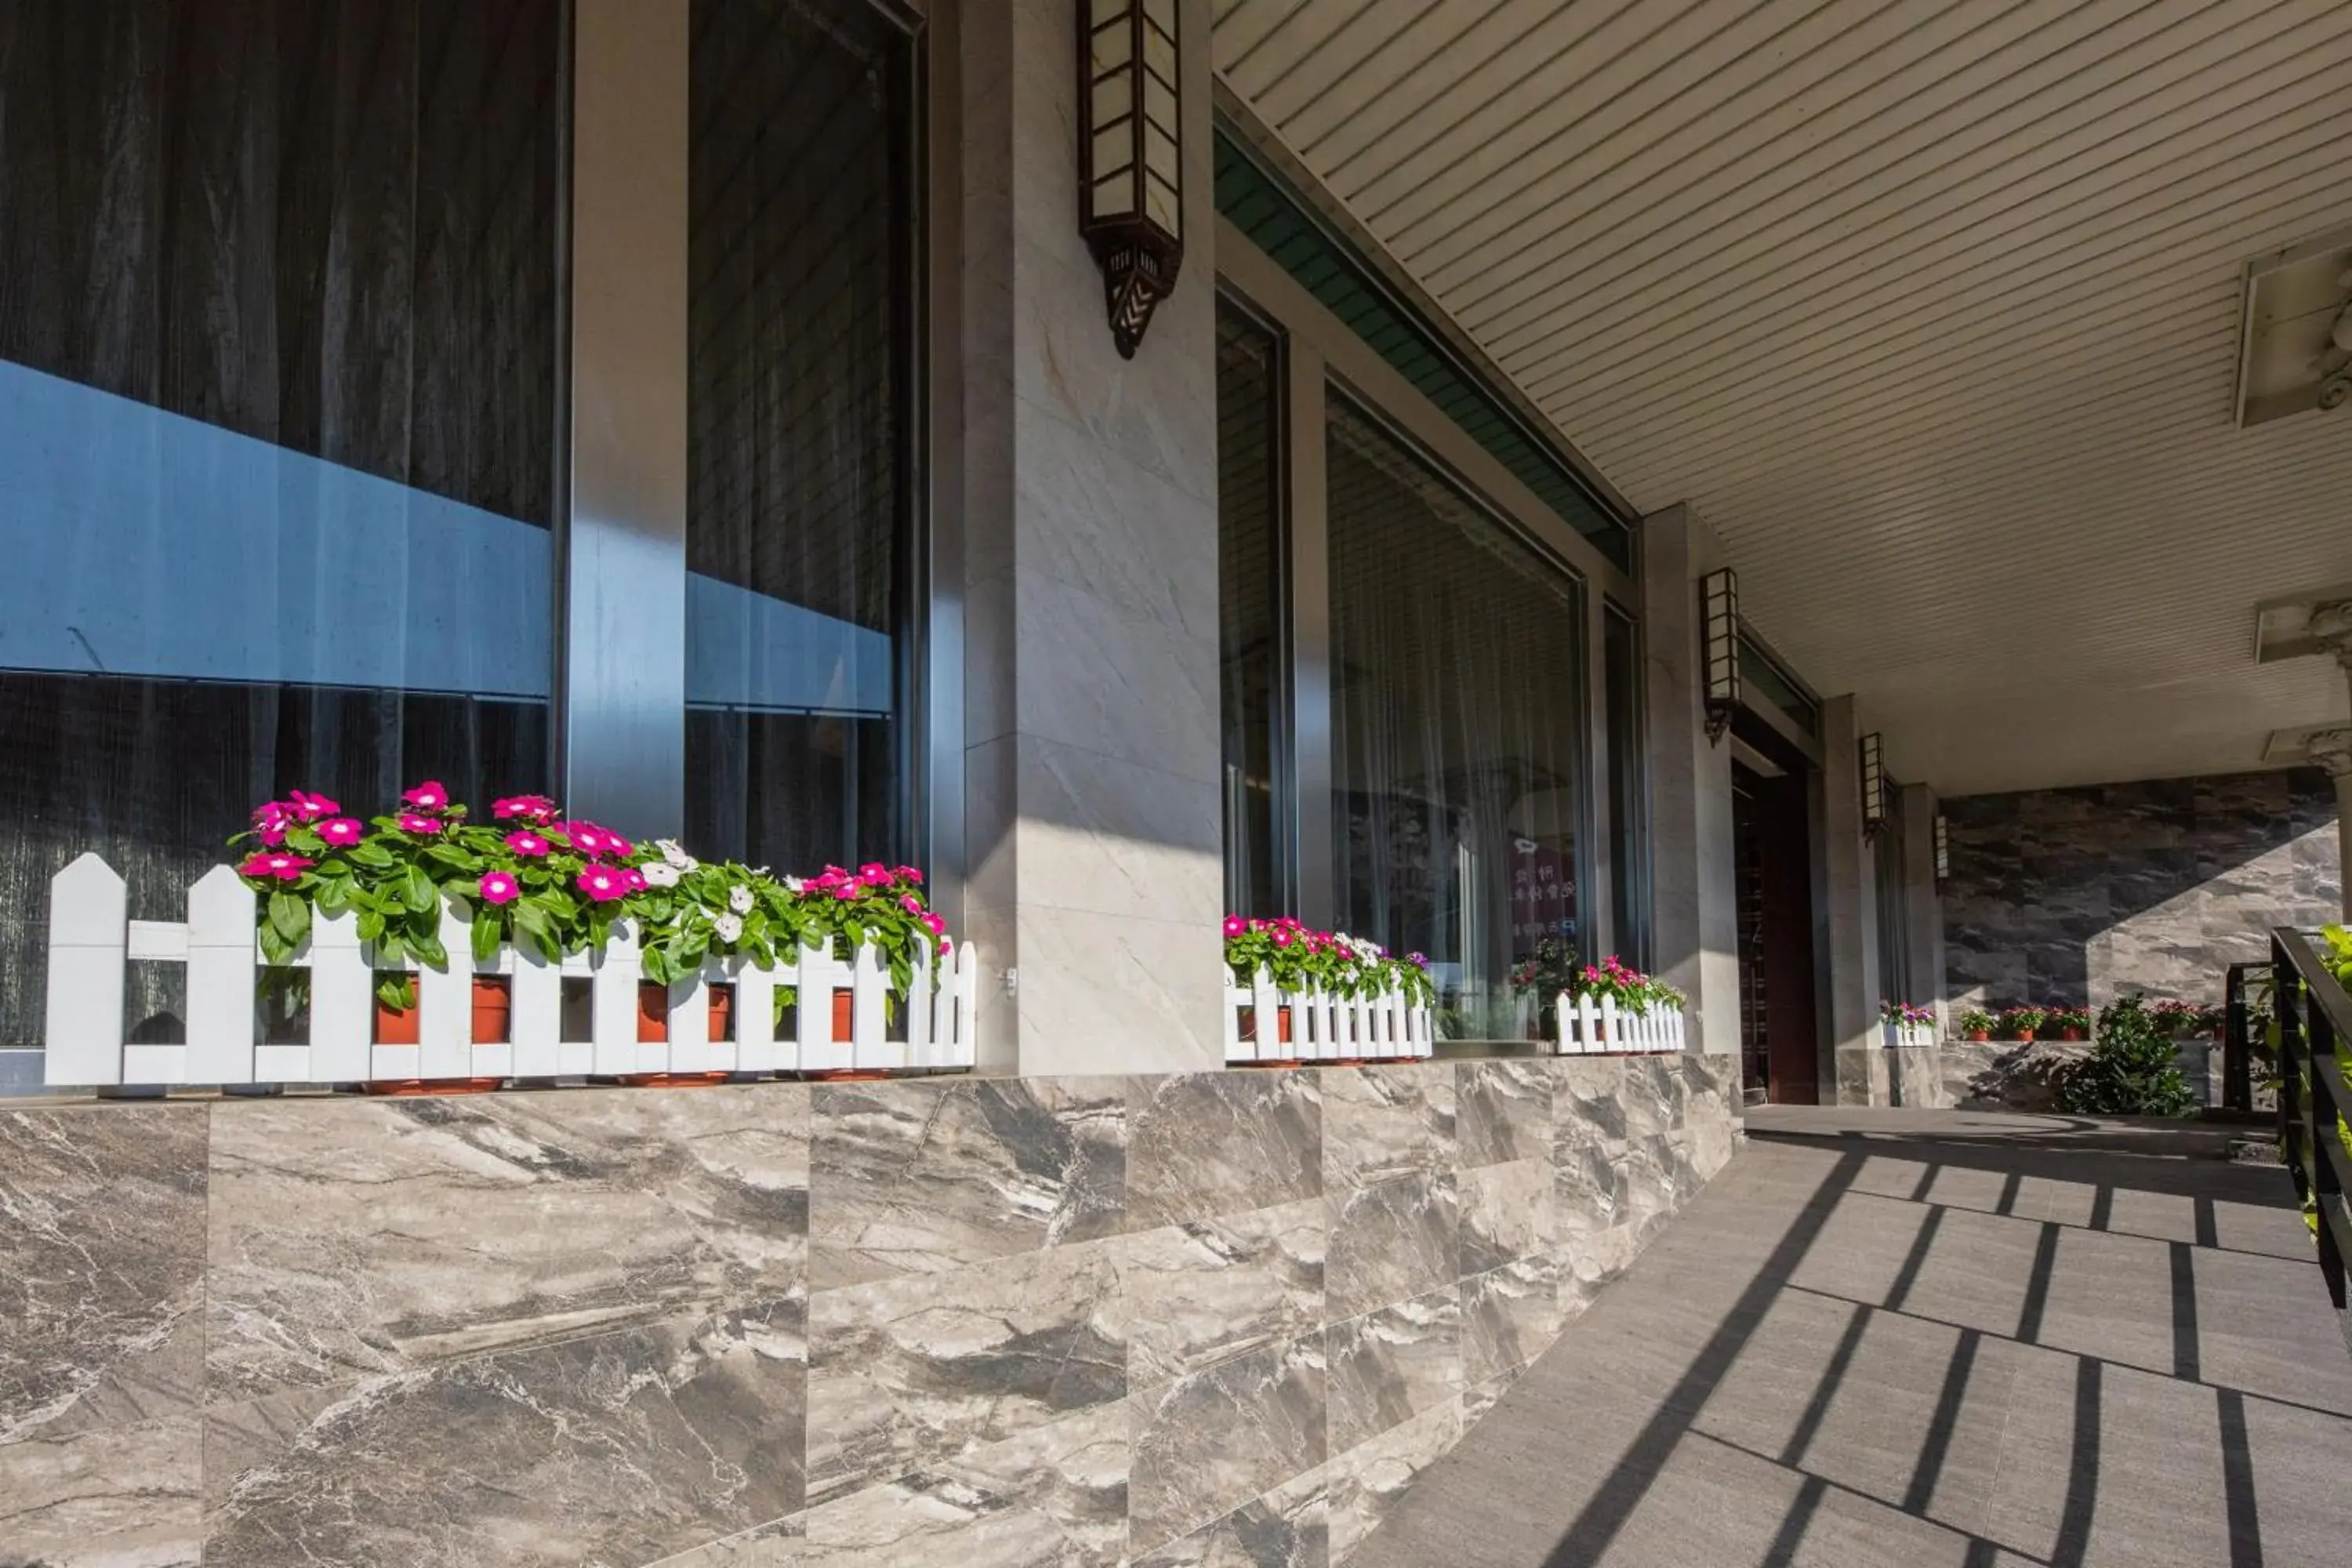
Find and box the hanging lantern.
[1077,0,1183,358]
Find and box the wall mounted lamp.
[1860,732,1887,839]
[1700,568,1739,745]
[1933,813,1951,881]
[1077,0,1183,358]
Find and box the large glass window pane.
[686,0,915,873]
[0,2,564,1050]
[1604,605,1649,969]
[1217,300,1282,916]
[1327,396,1585,1044]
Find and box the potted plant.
[1221,916,1435,1063]
[235,783,950,1088]
[1958,1008,1995,1042]
[1998,1005,2045,1042]
[1559,956,1686,1051]
[1880,1000,1936,1046]
[1508,931,1580,1040]
[2046,1005,2091,1042]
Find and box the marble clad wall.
[1940,767,2340,1011]
[0,1055,1739,1567]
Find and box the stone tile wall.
[0,1056,1739,1568]
[1941,767,2340,1010]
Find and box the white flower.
[639,861,681,887]
[728,885,754,913]
[655,838,688,867]
[713,913,743,943]
[784,876,807,894]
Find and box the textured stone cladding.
[1940,767,2341,1011]
[0,1056,1740,1566]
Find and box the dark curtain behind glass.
[1875,782,1911,1004]
[685,0,913,875]
[1604,606,1648,970]
[1327,397,1585,1044]
[1217,301,1281,918]
[0,2,563,1048]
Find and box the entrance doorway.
[1733,760,1820,1103]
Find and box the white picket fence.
[42,855,978,1089]
[1552,993,1687,1054]
[1221,967,1436,1064]
[1882,1020,1936,1049]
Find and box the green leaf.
[355,909,386,944]
[314,879,351,916]
[513,901,550,938]
[413,931,448,970]
[349,842,396,869]
[267,890,310,946]
[376,974,415,1011]
[258,925,294,965]
[400,864,436,913]
[471,910,502,964]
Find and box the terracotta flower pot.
[622,982,742,1086]
[364,978,504,1095]
[2059,1026,2083,1041]
[2014,1029,2035,1042]
[1967,1029,1990,1042]
[803,990,894,1080]
[471,977,511,1044]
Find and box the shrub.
[1957,1008,1996,1036]
[1998,1005,2045,1039]
[2056,996,2196,1118]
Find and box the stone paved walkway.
[1351,1107,2352,1567]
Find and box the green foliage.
[2323,924,2352,989]
[1998,1005,2045,1037]
[1956,1008,1996,1036]
[2055,996,2197,1118]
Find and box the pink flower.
[858,862,891,886]
[318,818,364,848]
[577,866,628,902]
[922,913,946,937]
[239,851,312,882]
[401,779,448,812]
[623,868,647,891]
[561,821,630,859]
[895,866,924,884]
[493,794,557,822]
[901,894,924,915]
[252,800,294,845]
[479,872,521,905]
[506,831,550,857]
[1273,931,1294,947]
[1222,916,1246,938]
[397,812,444,835]
[289,789,340,820]
[833,884,859,901]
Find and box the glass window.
[1604,606,1648,970]
[0,2,565,1048]
[1217,299,1283,916]
[684,0,916,874]
[1327,395,1585,1044]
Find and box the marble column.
[1900,782,1947,1031]
[1639,504,1741,1062]
[956,0,1225,1074]
[2308,728,2352,922]
[1820,695,1882,1102]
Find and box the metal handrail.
[2223,960,2264,1114]
[2269,927,2352,1319]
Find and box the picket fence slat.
[1221,965,1436,1065]
[41,857,978,1089]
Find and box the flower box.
[41,855,978,1090]
[1221,967,1434,1063]
[1552,992,1686,1054]
[41,782,974,1091]
[1882,1020,1936,1049]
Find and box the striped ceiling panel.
[1214,0,2352,795]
